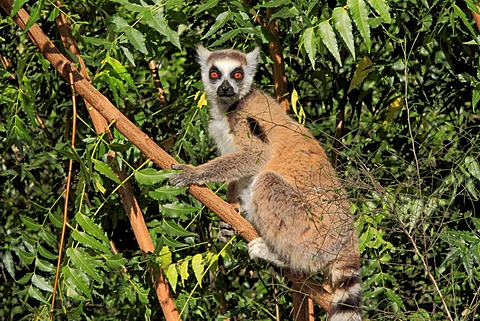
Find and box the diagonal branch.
[52,2,180,320]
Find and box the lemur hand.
[169,164,201,187]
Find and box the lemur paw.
[169,164,200,187]
[218,221,238,242]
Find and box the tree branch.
[52,2,180,320]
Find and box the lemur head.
[197,46,259,110]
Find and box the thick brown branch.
[0,0,330,312]
[52,2,180,320]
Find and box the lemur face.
[197,46,259,107]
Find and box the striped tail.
[328,261,362,321]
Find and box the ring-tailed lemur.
[170,46,362,321]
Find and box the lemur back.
[170,46,362,321]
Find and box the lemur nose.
[217,80,234,96]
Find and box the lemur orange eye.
[233,72,243,79]
[210,71,219,79]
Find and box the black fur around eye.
[231,68,244,81]
[209,67,221,80]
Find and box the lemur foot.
[218,221,238,242]
[248,237,287,268]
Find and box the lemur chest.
[209,115,237,155]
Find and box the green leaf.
[37,243,58,260]
[192,253,204,286]
[166,264,178,293]
[124,25,148,54]
[148,186,188,202]
[473,83,480,111]
[143,10,181,50]
[202,11,231,40]
[82,36,114,48]
[20,215,41,231]
[160,202,199,217]
[105,253,128,269]
[471,217,480,231]
[157,246,172,269]
[135,168,174,185]
[24,0,44,32]
[302,27,317,69]
[71,230,111,253]
[179,260,189,286]
[32,274,53,292]
[365,0,391,23]
[105,56,137,92]
[66,248,103,284]
[162,220,196,237]
[48,211,63,228]
[35,258,55,273]
[17,272,33,284]
[465,156,480,181]
[385,288,405,311]
[333,7,355,60]
[193,0,219,15]
[75,212,109,242]
[17,248,35,265]
[10,0,29,17]
[63,265,92,300]
[318,20,342,66]
[28,285,48,303]
[348,0,371,52]
[1,250,15,278]
[162,235,188,248]
[348,56,373,93]
[260,0,292,7]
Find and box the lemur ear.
[246,47,260,67]
[196,45,211,65]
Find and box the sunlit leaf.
[67,248,103,284]
[333,7,355,59]
[32,274,53,292]
[383,97,403,125]
[143,10,181,50]
[192,253,204,286]
[75,212,109,242]
[28,285,48,303]
[157,246,172,269]
[318,20,342,66]
[202,11,231,40]
[148,186,188,202]
[35,258,55,273]
[365,0,391,23]
[160,202,199,217]
[166,264,178,292]
[1,250,15,278]
[302,27,317,69]
[348,0,371,51]
[124,26,148,54]
[63,266,92,300]
[72,230,111,253]
[135,168,174,185]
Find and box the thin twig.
[50,67,76,319]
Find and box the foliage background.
[1,0,479,320]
